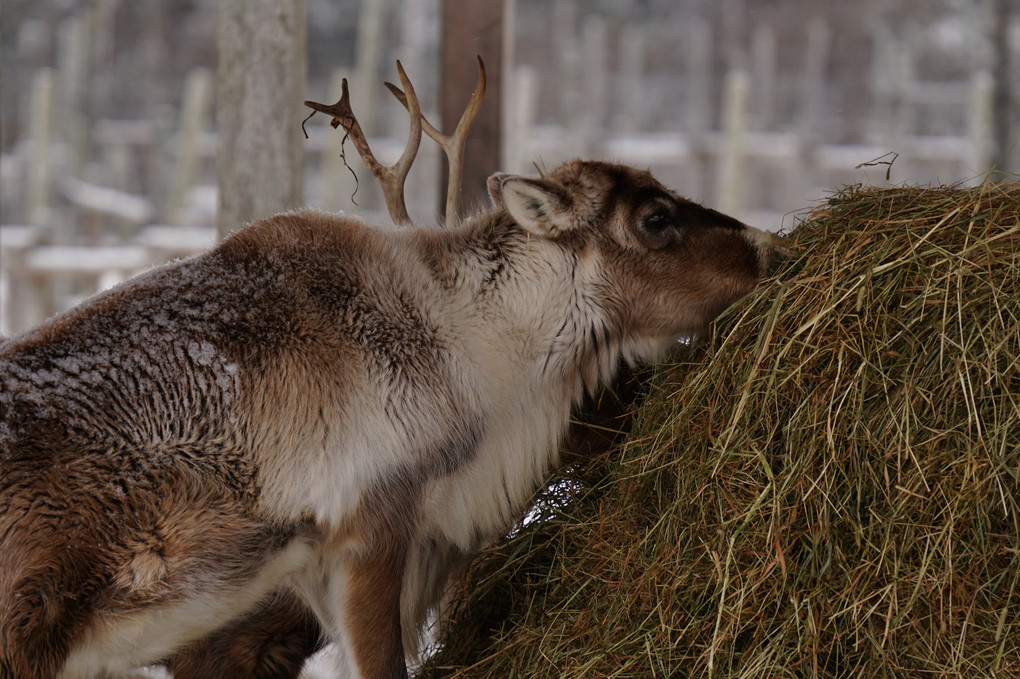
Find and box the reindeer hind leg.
[169,588,324,679]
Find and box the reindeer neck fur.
[235,208,627,545]
[400,209,629,548]
[412,210,626,396]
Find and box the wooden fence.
[0,6,1005,336]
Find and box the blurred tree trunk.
[440,0,507,219]
[217,0,306,237]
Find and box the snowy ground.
[127,644,342,679]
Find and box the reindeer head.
[487,160,783,354]
[306,61,784,357]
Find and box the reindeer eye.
[642,212,673,233]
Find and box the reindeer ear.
[495,175,577,237]
[486,172,510,209]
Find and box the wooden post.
[686,17,712,136]
[553,0,581,157]
[439,0,507,219]
[142,3,169,116]
[353,0,387,138]
[990,0,1014,181]
[57,11,94,180]
[721,0,748,69]
[217,0,307,236]
[614,23,645,135]
[508,65,537,173]
[797,18,830,141]
[580,15,608,151]
[168,67,214,225]
[686,17,713,201]
[716,69,750,216]
[11,19,49,165]
[0,227,48,335]
[893,31,917,144]
[0,262,9,336]
[868,22,898,141]
[750,24,777,131]
[968,70,995,183]
[27,68,55,228]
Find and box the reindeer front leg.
[340,539,409,679]
[320,477,419,679]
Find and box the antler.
[303,61,422,226]
[386,56,486,227]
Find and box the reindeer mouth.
[744,228,794,279]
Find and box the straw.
[419,183,1020,678]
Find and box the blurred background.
[1,0,1017,336]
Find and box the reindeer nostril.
[741,227,794,276]
[766,233,794,256]
[745,229,795,277]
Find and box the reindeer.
[0,59,785,679]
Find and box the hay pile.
[418,183,1020,678]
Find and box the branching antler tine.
[384,82,445,144]
[386,56,486,226]
[302,79,352,128]
[443,55,487,224]
[303,64,422,226]
[304,79,387,180]
[391,60,423,191]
